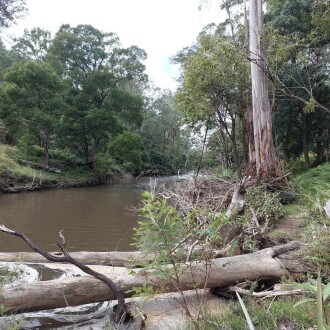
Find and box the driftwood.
[0,241,305,314]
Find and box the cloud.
[6,0,224,90]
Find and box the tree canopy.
[0,0,27,29]
[0,0,328,179]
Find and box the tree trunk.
[230,117,242,178]
[240,95,250,165]
[300,109,310,169]
[248,0,281,179]
[0,242,305,314]
[41,128,50,167]
[0,251,153,267]
[315,142,326,165]
[246,104,256,173]
[0,248,228,267]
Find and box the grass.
[181,297,317,330]
[293,163,330,205]
[283,203,306,216]
[0,143,99,192]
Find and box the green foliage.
[266,0,330,168]
[294,163,330,205]
[284,275,330,329]
[245,186,284,225]
[134,191,225,296]
[268,229,292,243]
[45,24,147,166]
[236,292,255,330]
[48,148,85,169]
[0,60,65,165]
[93,153,123,180]
[175,31,249,125]
[107,88,144,130]
[0,143,100,191]
[304,235,330,281]
[213,168,238,181]
[0,23,191,176]
[12,27,51,61]
[0,40,16,80]
[108,132,143,173]
[0,143,57,190]
[174,24,250,175]
[126,282,155,300]
[0,263,24,287]
[142,92,190,173]
[134,191,187,256]
[304,97,317,113]
[191,297,317,330]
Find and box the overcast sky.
[5,0,224,90]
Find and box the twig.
[223,285,305,300]
[186,239,200,262]
[169,221,206,255]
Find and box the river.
[0,174,192,252]
[0,180,153,252]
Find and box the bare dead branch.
[222,285,305,300]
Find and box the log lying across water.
[0,251,153,267]
[0,248,228,267]
[0,242,305,314]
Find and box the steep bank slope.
[0,144,99,192]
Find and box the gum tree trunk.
[248,0,281,178]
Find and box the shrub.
[245,186,284,225]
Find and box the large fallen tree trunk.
[0,251,153,267]
[0,241,307,314]
[0,248,228,266]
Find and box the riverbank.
[0,144,102,193]
[0,143,183,193]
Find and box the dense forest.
[0,0,329,184]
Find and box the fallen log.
[0,241,306,314]
[18,160,61,173]
[0,247,229,267]
[0,251,153,267]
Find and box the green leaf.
[283,282,317,293]
[293,298,316,307]
[317,275,324,330]
[236,292,255,330]
[323,282,330,301]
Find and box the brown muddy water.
[0,173,190,252]
[0,181,149,253]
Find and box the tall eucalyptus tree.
[248,0,282,178]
